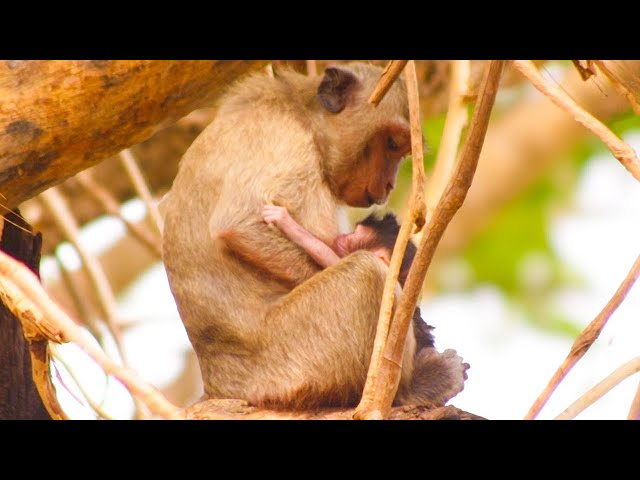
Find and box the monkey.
[262,205,436,350]
[162,62,467,409]
[262,204,470,403]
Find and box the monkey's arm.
[217,224,322,287]
[263,205,340,269]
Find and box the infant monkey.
[263,205,435,351]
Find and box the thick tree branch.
[525,254,640,419]
[0,60,268,209]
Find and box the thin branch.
[39,188,129,366]
[555,357,640,420]
[593,60,640,115]
[362,60,505,419]
[306,60,317,76]
[49,344,113,420]
[54,250,103,342]
[0,248,182,419]
[628,381,640,420]
[75,171,162,258]
[119,149,164,236]
[512,60,640,182]
[368,61,409,106]
[426,60,471,214]
[354,60,426,419]
[525,254,640,419]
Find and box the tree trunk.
[0,211,49,419]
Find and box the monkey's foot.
[407,347,470,406]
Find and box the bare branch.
[354,60,427,419]
[306,60,318,76]
[361,60,504,418]
[368,61,409,106]
[525,254,640,419]
[628,381,640,420]
[0,248,182,419]
[555,357,640,420]
[593,60,640,115]
[512,60,640,182]
[75,170,162,258]
[426,60,471,214]
[119,149,164,236]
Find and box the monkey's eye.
[386,136,398,152]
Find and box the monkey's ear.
[317,67,359,114]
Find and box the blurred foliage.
[387,107,640,338]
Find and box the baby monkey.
[263,205,434,352]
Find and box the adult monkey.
[163,63,452,408]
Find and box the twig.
[525,254,640,419]
[593,60,640,115]
[628,381,640,420]
[119,149,164,236]
[306,60,317,76]
[426,60,471,214]
[54,250,103,342]
[368,61,409,106]
[49,344,113,420]
[555,357,640,420]
[0,248,182,419]
[75,171,162,257]
[512,60,640,182]
[354,60,426,419]
[361,60,504,419]
[39,188,129,366]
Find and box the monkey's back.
[162,73,338,396]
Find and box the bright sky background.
[44,132,640,420]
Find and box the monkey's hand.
[262,204,293,230]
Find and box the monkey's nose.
[386,182,394,194]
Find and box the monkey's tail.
[397,348,470,407]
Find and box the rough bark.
[0,210,49,419]
[184,399,485,420]
[0,60,268,209]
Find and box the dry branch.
[525,254,640,419]
[0,60,267,209]
[355,60,426,419]
[512,60,640,182]
[426,60,471,214]
[628,381,640,420]
[119,149,164,236]
[368,61,409,106]
[39,188,129,365]
[555,357,640,420]
[593,60,640,115]
[361,60,505,419]
[75,170,162,257]
[0,248,182,419]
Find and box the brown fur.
[163,63,422,408]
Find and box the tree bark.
[0,60,268,209]
[0,210,49,419]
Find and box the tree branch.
[555,357,640,420]
[362,60,504,418]
[354,60,426,419]
[0,248,182,419]
[368,61,409,106]
[512,60,640,182]
[525,254,640,419]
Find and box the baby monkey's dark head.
[332,212,416,287]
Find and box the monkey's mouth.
[365,190,387,207]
